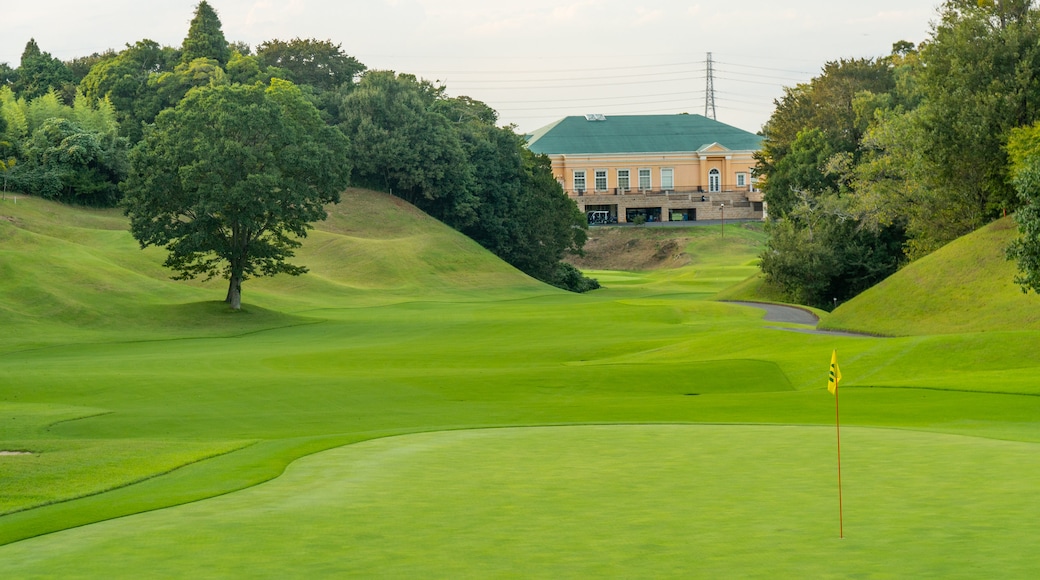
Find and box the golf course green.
[2,191,1040,577]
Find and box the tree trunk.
[226,275,242,310]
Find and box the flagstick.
[834,375,845,539]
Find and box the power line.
[714,75,799,88]
[503,97,710,112]
[715,61,818,76]
[487,90,703,105]
[714,68,809,83]
[448,75,706,91]
[444,68,699,85]
[410,60,704,76]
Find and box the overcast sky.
[2,1,941,134]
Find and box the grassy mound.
[820,217,1040,335]
[0,190,545,350]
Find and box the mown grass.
[820,217,1040,335]
[2,193,1040,576]
[6,425,1040,577]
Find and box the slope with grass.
[819,217,1040,335]
[0,189,544,351]
[3,193,1040,576]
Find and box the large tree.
[255,38,365,91]
[757,57,894,217]
[14,116,125,206]
[435,96,590,289]
[755,56,905,307]
[339,77,595,291]
[914,0,1040,219]
[123,80,351,309]
[340,71,478,228]
[181,1,231,66]
[79,40,179,141]
[12,39,73,101]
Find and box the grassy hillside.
[0,189,545,351]
[820,217,1040,335]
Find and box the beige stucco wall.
[550,149,757,196]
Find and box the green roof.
[526,114,762,155]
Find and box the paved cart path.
[724,301,879,337]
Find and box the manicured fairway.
[3,425,1040,578]
[4,193,1040,577]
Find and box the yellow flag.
[827,349,842,395]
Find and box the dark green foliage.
[225,52,286,86]
[66,51,118,84]
[760,198,905,309]
[11,3,594,294]
[846,3,1040,260]
[435,96,593,291]
[916,1,1040,218]
[757,56,906,306]
[1007,160,1040,294]
[79,40,179,141]
[549,262,601,293]
[339,74,595,292]
[0,63,15,87]
[228,41,252,56]
[1005,122,1040,294]
[13,39,74,101]
[0,125,15,194]
[757,58,893,218]
[754,2,1040,303]
[148,57,229,116]
[180,1,230,66]
[762,127,837,217]
[123,80,351,309]
[12,117,126,206]
[256,38,365,91]
[462,142,589,288]
[340,72,478,228]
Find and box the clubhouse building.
[526,114,765,223]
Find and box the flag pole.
[834,367,844,539]
[828,349,845,539]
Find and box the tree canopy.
[181,1,231,66]
[754,1,1040,308]
[122,80,351,309]
[340,71,478,228]
[12,39,74,101]
[1,3,595,296]
[256,38,365,91]
[1005,121,1040,294]
[338,71,594,291]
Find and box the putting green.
[2,425,1038,578]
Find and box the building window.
[638,168,651,190]
[617,169,630,192]
[595,170,608,191]
[661,168,674,191]
[736,172,747,187]
[709,168,721,193]
[574,170,586,192]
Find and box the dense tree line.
[758,0,1040,308]
[0,1,594,293]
